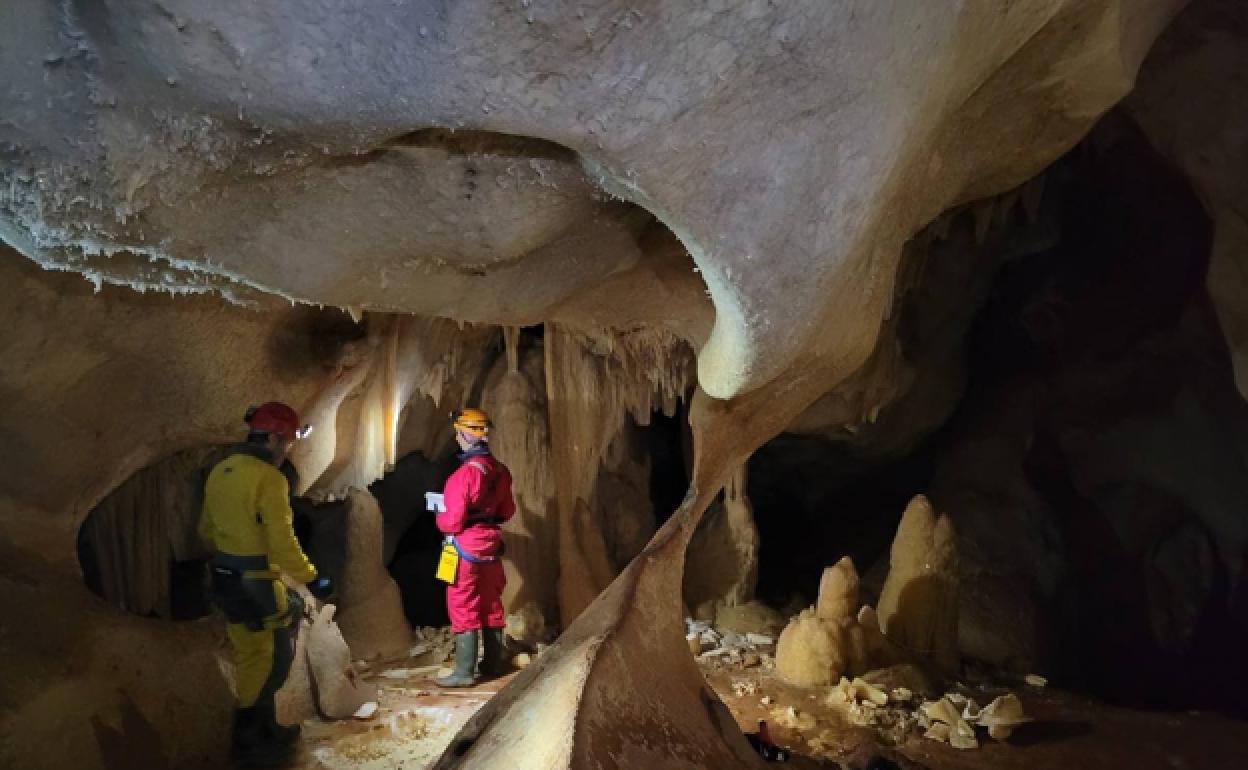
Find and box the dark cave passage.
[743,112,1248,714]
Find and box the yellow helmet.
[452,407,491,438]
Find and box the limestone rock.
[861,664,939,700]
[876,496,960,673]
[685,463,760,610]
[334,488,412,661]
[504,604,549,648]
[857,605,904,671]
[920,697,979,750]
[975,694,1031,741]
[714,600,787,637]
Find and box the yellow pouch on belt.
[436,542,460,583]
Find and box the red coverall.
[436,452,516,633]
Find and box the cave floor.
[289,661,516,770]
[283,650,1248,770]
[702,663,1248,770]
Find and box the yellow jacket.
[198,450,318,584]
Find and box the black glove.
[306,575,334,601]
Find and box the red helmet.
[244,402,311,440]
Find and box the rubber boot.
[478,627,511,680]
[255,698,300,747]
[435,630,479,688]
[230,707,292,768]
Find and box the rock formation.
[1,0,1231,767]
[333,488,412,662]
[776,557,867,688]
[685,462,760,613]
[876,496,961,674]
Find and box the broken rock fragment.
[976,693,1031,741]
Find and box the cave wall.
[927,115,1248,709]
[747,103,1248,712]
[0,1,1219,767]
[0,252,326,769]
[1128,0,1248,401]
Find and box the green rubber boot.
[435,631,479,688]
[478,627,511,680]
[255,698,300,747]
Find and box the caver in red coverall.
[436,443,516,684]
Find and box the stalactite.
[287,341,374,495]
[312,315,496,494]
[480,343,558,633]
[503,325,520,373]
[544,322,696,625]
[382,314,403,467]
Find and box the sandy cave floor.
[285,644,1248,770]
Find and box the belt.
[211,552,280,581]
[448,536,500,564]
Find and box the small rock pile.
[825,676,1031,750]
[917,692,1031,749]
[685,618,776,669]
[825,676,921,745]
[407,626,454,663]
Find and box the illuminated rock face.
[0,0,1217,767]
[0,0,1179,398]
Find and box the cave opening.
[742,111,1248,715]
[648,405,692,527]
[77,445,228,622]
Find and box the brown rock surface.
[333,488,412,662]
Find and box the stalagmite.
[817,556,861,621]
[876,495,961,674]
[333,488,412,661]
[775,557,867,687]
[856,606,908,673]
[775,608,866,688]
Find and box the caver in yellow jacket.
[199,445,318,707]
